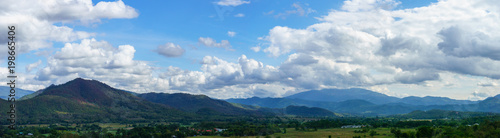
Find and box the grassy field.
[191,128,416,138]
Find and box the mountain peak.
[285,88,399,104]
[40,78,117,105]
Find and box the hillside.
[392,109,499,119]
[1,78,190,124]
[285,105,337,117]
[138,93,271,116]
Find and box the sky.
[1,0,499,100]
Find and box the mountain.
[392,109,499,119]
[1,78,189,124]
[226,97,329,108]
[285,88,400,104]
[285,105,337,117]
[0,86,35,100]
[476,96,500,112]
[137,93,271,116]
[397,96,477,105]
[226,88,500,116]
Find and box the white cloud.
[155,43,185,57]
[478,82,498,87]
[35,39,156,92]
[227,31,236,37]
[0,0,138,57]
[342,0,401,12]
[250,46,261,52]
[234,13,245,17]
[257,0,500,96]
[273,2,316,19]
[198,37,233,50]
[216,0,250,6]
[26,60,43,73]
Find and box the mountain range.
[0,86,34,100]
[0,78,191,124]
[1,78,499,125]
[227,88,499,116]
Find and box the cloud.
[258,0,500,91]
[216,0,250,6]
[0,0,138,57]
[198,37,233,50]
[154,43,185,57]
[342,0,401,12]
[234,13,245,17]
[227,31,236,37]
[273,2,316,19]
[35,38,155,92]
[438,26,500,60]
[250,46,261,52]
[157,55,279,94]
[26,60,43,73]
[478,82,498,87]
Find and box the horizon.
[1,0,500,101]
[2,77,498,101]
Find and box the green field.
[190,128,416,138]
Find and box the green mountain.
[392,109,499,119]
[0,78,190,124]
[285,105,338,117]
[0,86,35,100]
[137,93,272,116]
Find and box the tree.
[370,130,377,137]
[417,126,434,138]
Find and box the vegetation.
[2,78,500,137]
[1,115,499,137]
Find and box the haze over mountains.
[1,78,499,125]
[227,88,499,116]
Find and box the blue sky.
[2,0,500,100]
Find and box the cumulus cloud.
[198,37,233,50]
[35,39,154,91]
[0,0,138,57]
[216,0,250,6]
[258,0,500,91]
[154,43,185,57]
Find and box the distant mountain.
[0,78,190,124]
[226,88,500,116]
[397,96,477,105]
[138,93,271,116]
[226,97,328,108]
[285,88,400,104]
[392,109,499,119]
[0,86,35,100]
[476,96,500,112]
[285,105,338,117]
